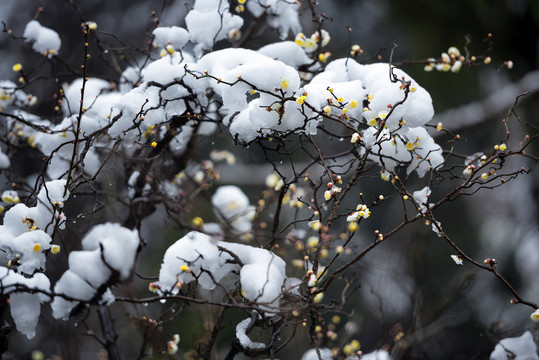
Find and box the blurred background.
[0,0,538,359]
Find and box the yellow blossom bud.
[313,293,324,303]
[180,265,190,272]
[309,220,322,231]
[51,245,60,254]
[531,309,539,321]
[323,106,331,115]
[33,243,42,252]
[191,217,204,227]
[307,236,319,248]
[12,63,23,72]
[350,339,361,350]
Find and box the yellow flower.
[309,220,322,231]
[280,79,289,90]
[323,106,331,115]
[324,190,332,201]
[531,309,539,321]
[51,245,61,254]
[12,63,22,72]
[405,142,416,151]
[191,217,204,227]
[307,236,319,248]
[295,33,306,46]
[180,265,190,272]
[33,243,42,252]
[348,100,358,109]
[151,141,157,147]
[318,52,331,63]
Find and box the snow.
[239,262,284,309]
[80,223,140,280]
[23,20,61,57]
[157,231,287,313]
[51,223,139,320]
[51,269,97,320]
[0,180,69,274]
[358,63,434,130]
[191,48,317,142]
[0,80,31,109]
[62,78,110,115]
[0,148,10,169]
[412,186,432,213]
[235,317,266,351]
[185,0,244,56]
[300,348,333,360]
[68,249,112,288]
[35,115,104,179]
[258,41,312,68]
[152,26,189,50]
[211,186,255,236]
[361,349,391,360]
[361,126,442,178]
[247,0,301,40]
[490,331,539,360]
[0,267,50,339]
[157,231,228,292]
